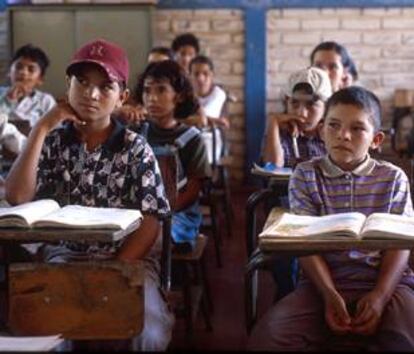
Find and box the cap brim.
[66,59,120,82]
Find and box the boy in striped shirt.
[248,86,414,351]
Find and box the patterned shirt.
[36,119,170,259]
[280,130,326,168]
[0,86,56,127]
[289,155,414,289]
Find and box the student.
[134,59,211,253]
[310,41,357,92]
[171,33,200,73]
[115,46,175,126]
[147,46,174,64]
[5,39,174,351]
[0,44,56,154]
[248,86,414,351]
[0,44,55,127]
[262,66,332,168]
[188,55,229,164]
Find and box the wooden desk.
[0,227,145,340]
[245,207,414,333]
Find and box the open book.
[0,334,63,351]
[251,163,292,180]
[0,199,143,231]
[259,211,414,242]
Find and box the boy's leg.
[247,283,328,351]
[369,284,414,351]
[132,265,175,351]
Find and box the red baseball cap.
[66,39,129,84]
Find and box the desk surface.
[0,227,135,244]
[259,207,414,254]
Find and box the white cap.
[284,67,332,101]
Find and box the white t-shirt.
[198,85,227,164]
[198,85,226,119]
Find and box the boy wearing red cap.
[5,39,174,351]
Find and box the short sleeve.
[389,168,414,217]
[288,163,319,216]
[182,134,212,179]
[128,139,171,219]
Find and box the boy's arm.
[262,115,284,167]
[290,165,351,333]
[175,177,202,211]
[5,102,83,205]
[116,214,160,261]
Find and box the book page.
[0,199,60,227]
[361,213,414,240]
[251,163,292,179]
[0,334,63,351]
[259,212,366,239]
[32,205,143,230]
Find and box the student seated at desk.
[262,66,332,169]
[248,86,414,351]
[134,60,211,253]
[0,45,56,154]
[5,39,174,351]
[187,55,229,165]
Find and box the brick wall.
[2,7,414,182]
[267,7,414,133]
[153,9,246,182]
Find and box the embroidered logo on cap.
[89,44,105,58]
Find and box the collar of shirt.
[318,154,376,178]
[61,117,126,153]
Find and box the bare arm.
[175,177,202,212]
[300,255,352,334]
[5,102,83,205]
[116,214,160,261]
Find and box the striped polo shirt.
[289,155,414,289]
[280,130,326,168]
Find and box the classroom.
[0,0,413,351]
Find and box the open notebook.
[0,334,63,351]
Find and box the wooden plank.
[8,261,144,340]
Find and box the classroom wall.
[2,4,414,182]
[153,9,246,181]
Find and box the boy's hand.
[37,100,84,133]
[350,291,385,335]
[114,104,147,125]
[324,291,352,335]
[7,82,32,102]
[269,112,306,137]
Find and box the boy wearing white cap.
[263,66,332,169]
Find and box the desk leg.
[245,189,274,257]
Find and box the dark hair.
[148,46,174,61]
[189,55,214,73]
[134,60,199,119]
[310,41,355,75]
[171,33,200,54]
[11,44,50,76]
[346,56,359,81]
[324,86,382,132]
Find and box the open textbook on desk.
[0,334,63,351]
[259,211,414,244]
[0,199,143,231]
